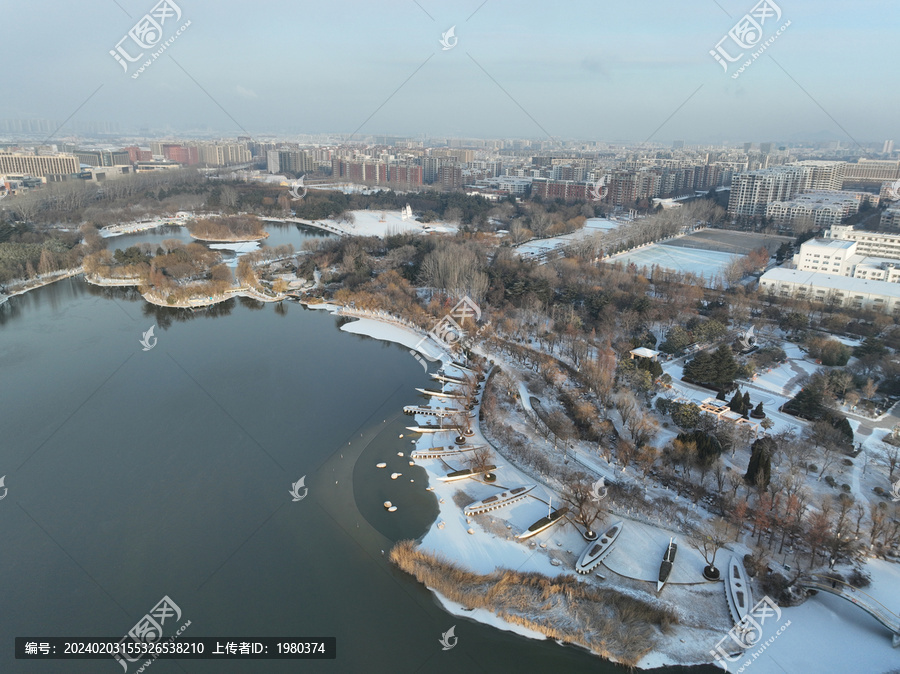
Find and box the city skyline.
[1,0,897,143]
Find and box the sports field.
[604,242,739,285]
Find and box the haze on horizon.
[0,0,897,144]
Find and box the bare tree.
[418,242,489,301]
[713,460,728,494]
[562,476,607,538]
[689,518,731,575]
[879,442,899,480]
[615,392,638,431]
[861,378,878,402]
[626,409,657,448]
[727,470,744,502]
[467,447,493,474]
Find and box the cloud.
[235,85,258,99]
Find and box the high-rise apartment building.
[423,156,443,184]
[728,162,845,217]
[267,150,313,174]
[438,165,463,190]
[163,145,199,165]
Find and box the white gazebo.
[629,347,660,362]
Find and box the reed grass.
[390,540,678,666]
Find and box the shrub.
[842,458,853,466]
[824,475,836,487]
[808,464,817,472]
[841,484,851,492]
[873,486,884,495]
[166,294,176,305]
[847,568,871,588]
[743,553,756,577]
[806,337,851,367]
[761,572,791,603]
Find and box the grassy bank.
[390,540,677,666]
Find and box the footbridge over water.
[797,574,900,647]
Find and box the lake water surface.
[0,279,709,673]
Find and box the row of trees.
[3,169,203,225]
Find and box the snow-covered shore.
[338,312,900,673]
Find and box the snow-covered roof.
[761,268,900,296]
[630,347,659,358]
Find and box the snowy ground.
[515,218,620,260]
[744,342,820,399]
[339,315,900,671]
[317,209,457,238]
[340,316,447,367]
[100,213,191,237]
[606,243,739,286]
[742,559,900,674]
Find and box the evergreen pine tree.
[744,437,774,488]
[729,390,743,413]
[711,345,738,389]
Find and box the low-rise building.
[881,207,900,230]
[824,224,900,259]
[796,238,900,283]
[759,267,900,314]
[765,190,878,229]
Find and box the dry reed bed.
[390,540,677,666]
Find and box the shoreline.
[336,310,899,673]
[337,313,698,669]
[2,267,84,300]
[83,274,286,308]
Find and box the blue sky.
[0,0,897,143]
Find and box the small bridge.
[798,574,900,647]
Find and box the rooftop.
[761,267,900,296]
[802,238,857,251]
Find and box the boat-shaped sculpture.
[405,424,459,434]
[464,485,535,516]
[431,373,467,385]
[403,405,462,418]
[516,506,569,539]
[725,555,753,629]
[575,521,624,574]
[410,444,483,460]
[657,537,678,592]
[415,387,465,399]
[438,464,497,482]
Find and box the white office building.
[823,225,900,259]
[796,238,900,283]
[759,268,900,314]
